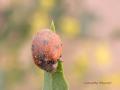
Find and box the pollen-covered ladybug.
[32,29,62,72]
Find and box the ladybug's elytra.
[32,29,62,72]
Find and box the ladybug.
[32,29,62,72]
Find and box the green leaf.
[43,71,52,90]
[43,21,68,90]
[50,20,56,32]
[43,60,69,90]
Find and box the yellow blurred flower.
[11,0,20,4]
[39,0,55,11]
[31,12,49,34]
[102,73,120,86]
[95,43,111,67]
[60,16,80,38]
[74,52,89,79]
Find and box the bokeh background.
[0,0,120,90]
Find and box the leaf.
[50,20,56,32]
[43,60,69,90]
[52,60,68,90]
[43,71,52,90]
[43,21,68,90]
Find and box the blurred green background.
[0,0,120,90]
